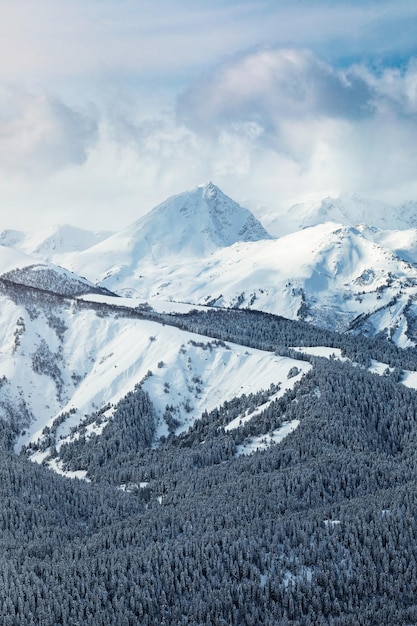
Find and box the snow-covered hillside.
[66,221,417,343]
[165,222,417,341]
[0,280,309,472]
[20,185,413,344]
[0,245,109,296]
[3,183,417,348]
[357,225,417,265]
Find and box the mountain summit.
[68,182,272,291]
[147,181,272,253]
[124,181,271,258]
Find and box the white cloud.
[1,1,416,84]
[172,48,417,205]
[0,87,98,176]
[2,49,417,230]
[177,48,373,139]
[1,1,417,229]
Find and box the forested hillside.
[3,304,417,624]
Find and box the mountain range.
[1,180,417,459]
[4,182,417,623]
[3,182,417,344]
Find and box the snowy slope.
[0,244,109,297]
[44,185,417,344]
[0,245,39,274]
[5,184,417,345]
[357,225,417,265]
[72,222,417,341]
[65,182,272,293]
[0,284,310,468]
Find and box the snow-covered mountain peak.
[0,224,114,264]
[198,180,218,198]
[197,180,237,207]
[285,195,394,234]
[67,183,272,290]
[263,193,417,236]
[135,181,272,251]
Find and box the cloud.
[0,87,98,175]
[2,0,417,233]
[172,48,417,205]
[1,0,417,86]
[177,48,373,143]
[353,59,417,115]
[0,1,280,83]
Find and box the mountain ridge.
[2,183,417,343]
[262,193,417,236]
[0,224,114,264]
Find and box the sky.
[1,0,417,231]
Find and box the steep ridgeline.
[0,244,113,297]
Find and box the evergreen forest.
[3,302,417,624]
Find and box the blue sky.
[1,0,417,229]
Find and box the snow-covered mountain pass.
[0,285,310,470]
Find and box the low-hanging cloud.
[0,87,98,176]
